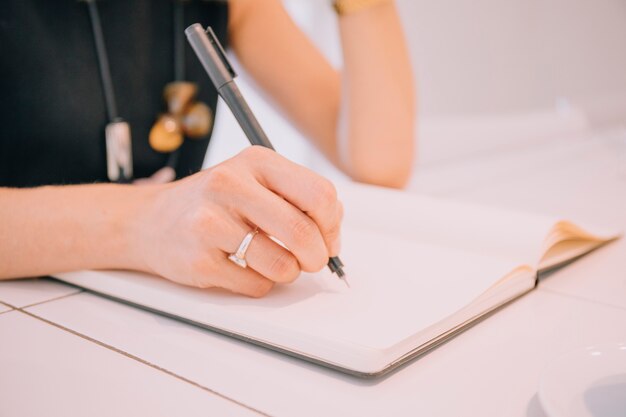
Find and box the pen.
[185,23,348,287]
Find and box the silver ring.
[228,228,259,268]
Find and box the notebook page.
[204,228,522,347]
[338,182,558,266]
[55,226,523,373]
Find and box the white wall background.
[205,0,626,177]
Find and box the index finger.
[244,147,342,256]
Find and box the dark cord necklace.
[85,0,133,182]
[85,0,212,183]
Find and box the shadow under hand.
[205,274,345,309]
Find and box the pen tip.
[342,276,351,288]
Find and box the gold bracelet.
[333,0,392,15]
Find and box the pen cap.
[185,24,236,89]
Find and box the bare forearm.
[0,184,154,279]
[229,0,415,187]
[0,148,345,297]
[337,1,415,187]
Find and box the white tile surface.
[26,290,626,417]
[0,311,258,417]
[0,278,81,308]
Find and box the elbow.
[348,148,415,189]
[339,112,417,188]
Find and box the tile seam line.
[0,300,17,309]
[16,308,273,417]
[19,289,85,310]
[0,277,83,310]
[537,286,626,312]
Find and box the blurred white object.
[539,342,626,417]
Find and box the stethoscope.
[83,0,213,182]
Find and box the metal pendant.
[105,119,133,183]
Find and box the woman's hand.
[133,166,177,185]
[133,146,343,297]
[0,146,341,296]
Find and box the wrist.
[108,183,163,274]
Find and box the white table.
[2,127,625,416]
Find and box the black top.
[0,0,228,187]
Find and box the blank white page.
[56,226,521,373]
[338,182,557,266]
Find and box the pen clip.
[205,26,236,79]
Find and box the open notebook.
[53,183,620,378]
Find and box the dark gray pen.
[185,23,348,287]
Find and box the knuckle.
[186,208,227,246]
[268,252,299,283]
[190,206,219,229]
[240,145,271,161]
[323,201,343,252]
[310,177,337,208]
[325,222,341,243]
[291,217,318,248]
[337,200,344,221]
[203,165,235,193]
